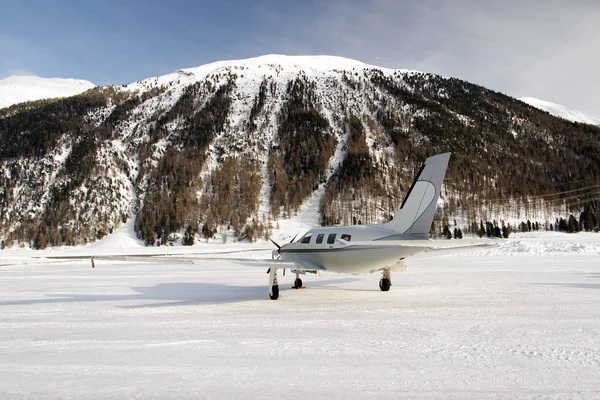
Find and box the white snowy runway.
[1,235,600,399]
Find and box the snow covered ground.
[1,232,599,399]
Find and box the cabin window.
[341,234,351,241]
[327,233,336,244]
[316,234,325,244]
[301,235,312,244]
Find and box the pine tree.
[568,215,579,233]
[486,221,493,237]
[443,225,452,239]
[478,220,485,238]
[558,218,568,232]
[202,223,212,240]
[183,225,195,246]
[580,208,597,232]
[501,223,511,238]
[494,225,502,238]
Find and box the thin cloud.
[2,0,598,117]
[283,0,600,117]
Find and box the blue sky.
[1,0,599,116]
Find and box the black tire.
[269,285,279,300]
[294,278,303,289]
[379,278,391,292]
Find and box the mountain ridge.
[519,97,600,126]
[1,55,599,248]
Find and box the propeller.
[268,233,299,275]
[270,238,281,251]
[270,232,299,255]
[270,239,282,265]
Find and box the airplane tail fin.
[383,153,451,238]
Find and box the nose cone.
[278,243,291,261]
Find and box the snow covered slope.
[520,96,600,126]
[0,75,95,109]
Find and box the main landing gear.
[379,267,392,291]
[268,267,279,300]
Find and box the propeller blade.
[289,233,299,244]
[269,238,281,250]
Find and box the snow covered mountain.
[0,75,95,109]
[1,55,599,248]
[519,97,600,126]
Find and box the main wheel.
[379,278,391,292]
[294,278,303,289]
[269,285,279,300]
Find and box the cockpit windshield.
[301,235,312,244]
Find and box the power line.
[482,184,600,204]
[512,190,600,205]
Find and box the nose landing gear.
[379,267,392,291]
[293,277,303,289]
[291,269,311,289]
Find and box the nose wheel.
[379,278,391,291]
[293,277,303,289]
[292,268,305,289]
[379,268,392,291]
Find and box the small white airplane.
[264,152,456,299]
[23,152,493,300]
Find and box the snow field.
[1,232,599,399]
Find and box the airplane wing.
[341,239,497,251]
[143,255,324,272]
[423,240,498,252]
[22,247,272,263]
[35,252,321,272]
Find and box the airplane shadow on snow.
[532,283,600,290]
[530,273,600,290]
[0,278,362,308]
[122,277,362,309]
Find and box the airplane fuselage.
[278,225,429,274]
